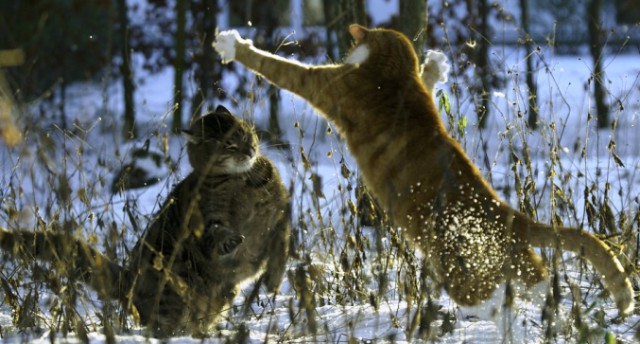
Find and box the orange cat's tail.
[524,222,635,315]
[0,228,129,302]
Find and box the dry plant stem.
[214,25,634,315]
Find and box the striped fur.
[214,25,634,314]
[0,106,290,336]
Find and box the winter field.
[1,21,640,344]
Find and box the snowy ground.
[1,40,639,343]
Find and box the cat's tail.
[523,221,635,315]
[0,227,129,303]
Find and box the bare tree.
[117,0,136,139]
[190,0,219,119]
[259,3,283,146]
[399,0,428,59]
[587,0,609,128]
[519,0,539,129]
[172,0,187,132]
[615,0,640,24]
[325,0,367,59]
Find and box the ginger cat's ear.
[349,24,368,42]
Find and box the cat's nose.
[243,147,256,158]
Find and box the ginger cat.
[213,25,634,314]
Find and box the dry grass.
[1,31,639,343]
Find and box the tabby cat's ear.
[215,105,232,115]
[181,129,201,144]
[349,24,368,42]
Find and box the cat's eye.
[225,143,238,151]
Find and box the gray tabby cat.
[0,105,290,337]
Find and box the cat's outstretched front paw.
[420,50,450,92]
[213,30,252,64]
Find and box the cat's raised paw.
[214,30,251,63]
[425,51,450,82]
[420,50,450,93]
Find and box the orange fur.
[215,25,634,314]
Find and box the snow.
[4,51,640,343]
[1,7,640,344]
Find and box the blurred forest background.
[1,1,640,342]
[1,0,639,146]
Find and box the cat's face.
[184,106,259,175]
[346,24,420,79]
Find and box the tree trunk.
[59,82,67,130]
[323,0,338,61]
[240,1,286,146]
[588,0,609,129]
[519,0,538,129]
[399,0,428,59]
[476,0,490,129]
[191,0,219,118]
[615,0,640,25]
[117,0,136,140]
[172,0,187,132]
[336,0,367,58]
[263,4,283,146]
